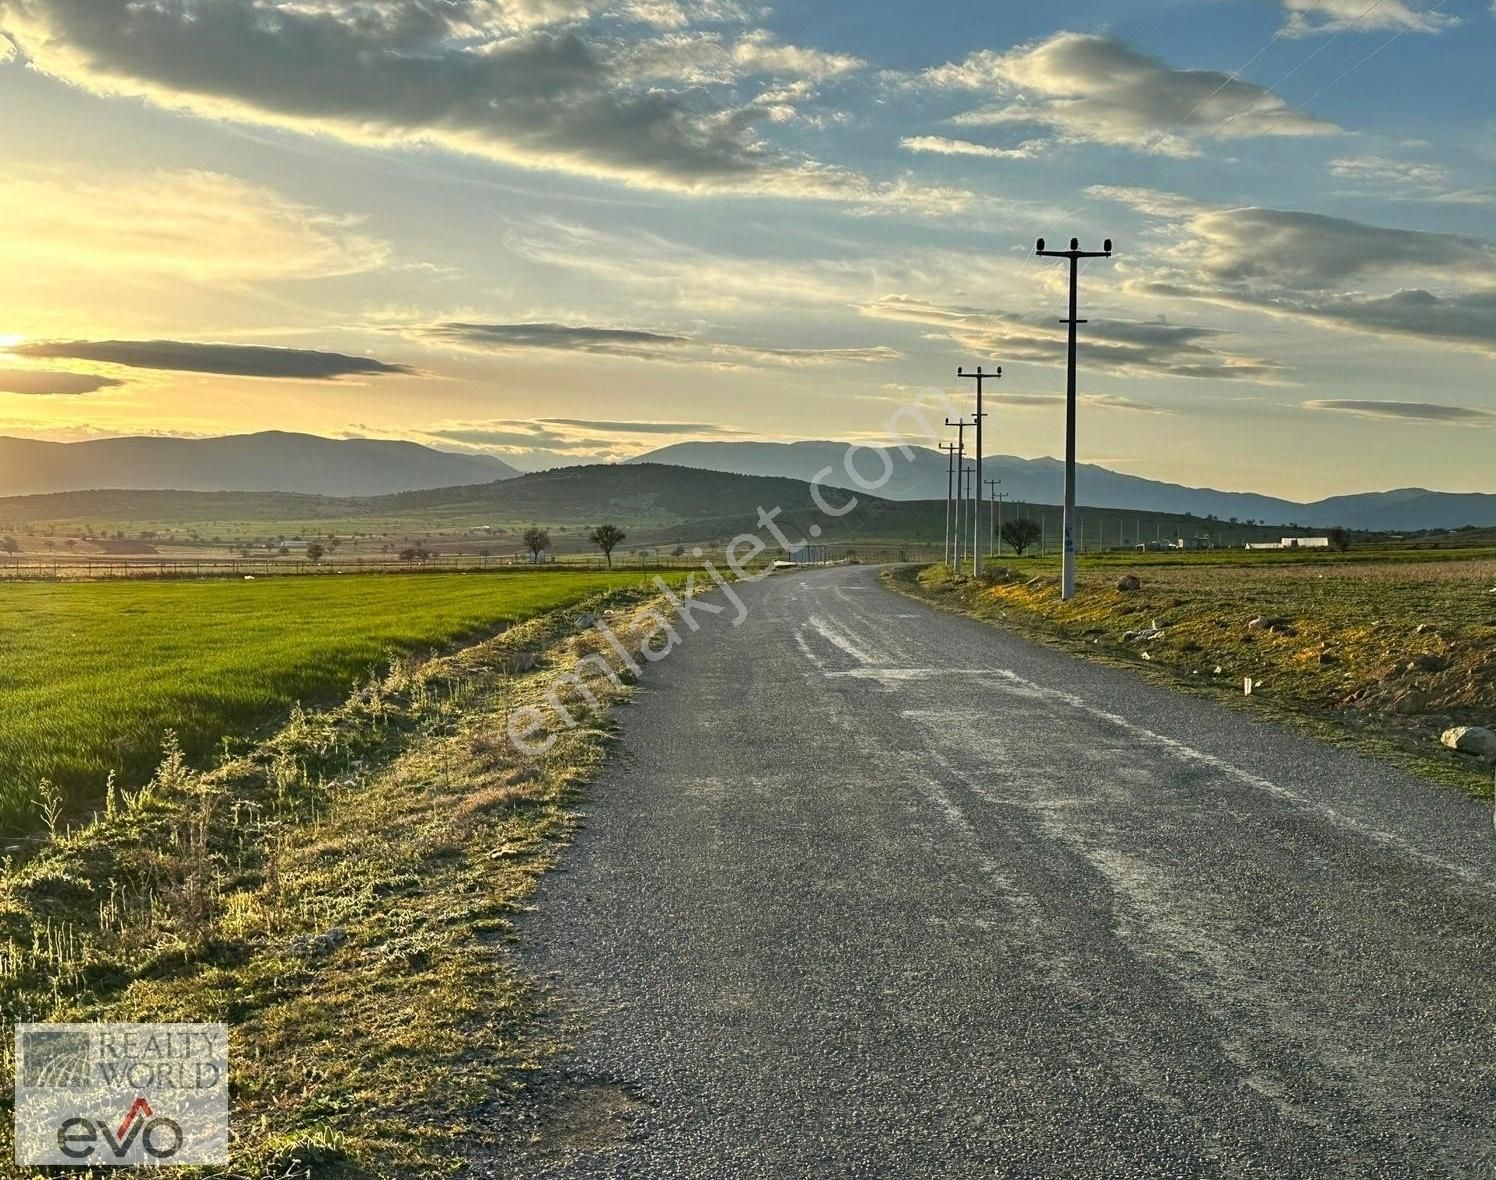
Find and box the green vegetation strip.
[0,583,682,1177]
[888,557,1496,799]
[0,571,659,834]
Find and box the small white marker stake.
[1244,677,1254,695]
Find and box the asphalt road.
[492,564,1496,1178]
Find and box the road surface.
[491,564,1496,1178]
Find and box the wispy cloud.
[860,295,1285,382]
[415,321,902,367]
[538,418,743,434]
[0,169,388,283]
[0,368,126,395]
[899,135,1043,159]
[1303,399,1494,423]
[1281,0,1456,36]
[914,33,1338,157]
[11,340,413,380]
[1327,155,1491,205]
[616,29,864,85]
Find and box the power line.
[1215,0,1402,133]
[1148,22,1296,150]
[1296,0,1450,110]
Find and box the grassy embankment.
[0,571,661,835]
[888,550,1496,798]
[0,571,689,1176]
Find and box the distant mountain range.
[0,431,518,497]
[2,431,1488,532]
[632,441,1496,532]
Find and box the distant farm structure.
[1245,537,1332,550]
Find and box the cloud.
[617,0,756,29]
[0,168,388,283]
[426,424,582,449]
[988,391,1166,412]
[1327,155,1491,205]
[0,0,919,205]
[1094,193,1496,354]
[1255,288,1496,351]
[11,340,414,379]
[916,33,1338,156]
[538,418,742,433]
[900,135,1043,159]
[416,321,902,367]
[1084,184,1206,218]
[0,368,125,395]
[614,29,863,85]
[1177,207,1496,289]
[1281,0,1456,36]
[1303,399,1494,423]
[502,216,1047,316]
[417,416,640,463]
[860,295,1285,382]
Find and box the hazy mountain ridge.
[3,433,1489,532]
[0,431,518,497]
[631,441,1496,531]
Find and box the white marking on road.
[804,614,880,665]
[977,666,1486,887]
[792,628,826,670]
[835,668,996,682]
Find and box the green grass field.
[0,570,660,834]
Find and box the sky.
[0,0,1492,501]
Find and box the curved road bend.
[492,564,1496,1178]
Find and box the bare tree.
[999,518,1042,557]
[523,526,550,564]
[589,524,626,568]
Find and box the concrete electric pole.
[939,442,958,568]
[945,417,975,574]
[957,366,999,578]
[1034,236,1113,601]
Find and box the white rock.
[1441,726,1496,759]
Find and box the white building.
[1245,537,1332,550]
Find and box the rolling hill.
[632,441,1496,531]
[0,431,518,497]
[0,463,1286,553]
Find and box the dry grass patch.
[0,583,683,1178]
[890,559,1496,799]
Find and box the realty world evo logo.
[14,1023,228,1166]
[58,1095,183,1162]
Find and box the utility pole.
[990,485,1008,556]
[1034,235,1113,601]
[985,478,1001,553]
[957,366,999,577]
[963,464,977,566]
[946,416,974,575]
[939,442,958,568]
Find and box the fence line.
[0,545,944,583]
